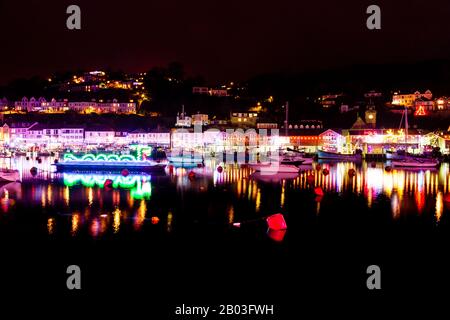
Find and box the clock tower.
[365,105,377,128]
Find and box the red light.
[314,187,324,197]
[151,216,160,224]
[266,213,287,230]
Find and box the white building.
[15,97,136,114]
[8,122,39,145]
[84,125,116,145]
[17,123,84,147]
[128,129,171,146]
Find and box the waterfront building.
[348,128,424,155]
[319,129,349,153]
[21,123,84,147]
[7,122,39,145]
[284,129,323,154]
[128,128,170,146]
[84,125,116,145]
[421,132,448,154]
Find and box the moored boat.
[385,150,407,160]
[317,150,362,161]
[0,169,20,182]
[54,149,167,173]
[280,156,305,166]
[391,157,440,168]
[283,148,314,165]
[167,155,204,164]
[54,160,166,173]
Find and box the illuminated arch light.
[64,154,78,161]
[63,153,142,162]
[107,154,120,162]
[81,154,96,161]
[119,155,136,162]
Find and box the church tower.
[365,105,377,128]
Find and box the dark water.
[1,157,449,316]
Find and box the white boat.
[392,157,440,168]
[317,150,362,161]
[249,163,300,173]
[0,169,20,182]
[385,150,407,160]
[167,153,204,164]
[282,149,314,165]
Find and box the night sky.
[1,0,450,84]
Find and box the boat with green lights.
[53,145,167,173]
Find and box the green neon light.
[130,180,152,199]
[63,146,153,163]
[64,152,153,162]
[63,174,151,199]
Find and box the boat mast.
[404,106,408,147]
[285,101,289,137]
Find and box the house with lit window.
[14,97,46,112]
[40,98,69,113]
[7,122,39,145]
[319,129,348,153]
[230,112,258,127]
[18,123,84,147]
[15,97,136,114]
[391,90,432,108]
[84,125,116,145]
[284,129,323,153]
[435,97,450,111]
[127,128,170,146]
[58,125,85,145]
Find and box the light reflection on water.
[0,157,449,237]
